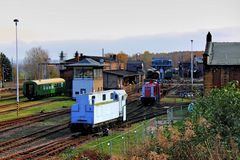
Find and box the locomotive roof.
[27,78,65,85]
[92,89,127,95]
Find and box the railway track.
[0,122,69,154]
[0,98,70,115]
[0,95,24,101]
[0,109,70,133]
[0,84,189,159]
[0,134,93,160]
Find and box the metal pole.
[191,40,193,91]
[2,66,4,88]
[14,19,19,117]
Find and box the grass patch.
[60,123,147,160]
[0,98,75,122]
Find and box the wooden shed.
[203,32,240,93]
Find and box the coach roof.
[27,78,65,85]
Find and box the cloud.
[1,26,240,62]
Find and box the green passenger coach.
[23,78,65,100]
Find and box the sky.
[1,0,240,62]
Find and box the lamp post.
[191,40,193,91]
[13,19,19,116]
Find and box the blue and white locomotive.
[70,90,128,133]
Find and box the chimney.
[206,32,212,43]
[102,48,104,57]
[75,51,79,62]
[113,54,117,61]
[59,51,65,62]
[203,32,211,66]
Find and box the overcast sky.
[1,0,240,61]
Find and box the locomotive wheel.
[70,124,80,133]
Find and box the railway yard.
[0,82,200,159]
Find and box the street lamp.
[191,40,193,91]
[13,18,19,116]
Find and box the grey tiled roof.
[207,42,240,65]
[66,58,104,67]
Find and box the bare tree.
[23,47,50,80]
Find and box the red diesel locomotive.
[140,80,161,105]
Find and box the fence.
[87,106,187,156]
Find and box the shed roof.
[66,58,104,67]
[103,70,141,77]
[207,42,240,65]
[29,78,65,85]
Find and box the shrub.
[192,81,240,145]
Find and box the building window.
[74,67,93,78]
[75,91,79,95]
[102,94,106,101]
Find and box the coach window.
[102,94,106,101]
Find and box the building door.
[213,68,221,87]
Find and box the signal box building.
[203,32,240,93]
[60,52,125,96]
[66,58,104,99]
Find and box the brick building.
[203,32,240,93]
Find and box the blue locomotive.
[70,90,128,133]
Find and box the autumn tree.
[139,51,153,68]
[23,47,59,80]
[0,52,12,82]
[116,51,128,63]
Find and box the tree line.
[1,47,203,83]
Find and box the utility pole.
[14,18,19,117]
[191,40,193,91]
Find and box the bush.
[192,81,240,145]
[121,81,240,160]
